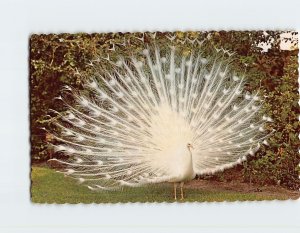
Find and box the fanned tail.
[48,44,270,190]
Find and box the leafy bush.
[30,31,299,190]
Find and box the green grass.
[31,166,288,203]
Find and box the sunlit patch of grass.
[31,166,288,203]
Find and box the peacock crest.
[47,41,271,193]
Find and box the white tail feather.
[49,45,270,190]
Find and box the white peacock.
[48,44,271,200]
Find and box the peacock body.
[48,44,270,197]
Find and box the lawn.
[31,166,298,203]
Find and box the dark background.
[30,31,299,190]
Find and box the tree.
[30,31,299,190]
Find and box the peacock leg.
[180,182,184,200]
[174,183,177,200]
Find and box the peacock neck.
[188,149,193,171]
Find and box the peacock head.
[187,143,194,151]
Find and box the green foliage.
[30,31,299,190]
[242,54,300,190]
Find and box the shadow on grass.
[31,166,296,203]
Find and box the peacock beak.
[187,144,194,150]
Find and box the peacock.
[48,42,271,200]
